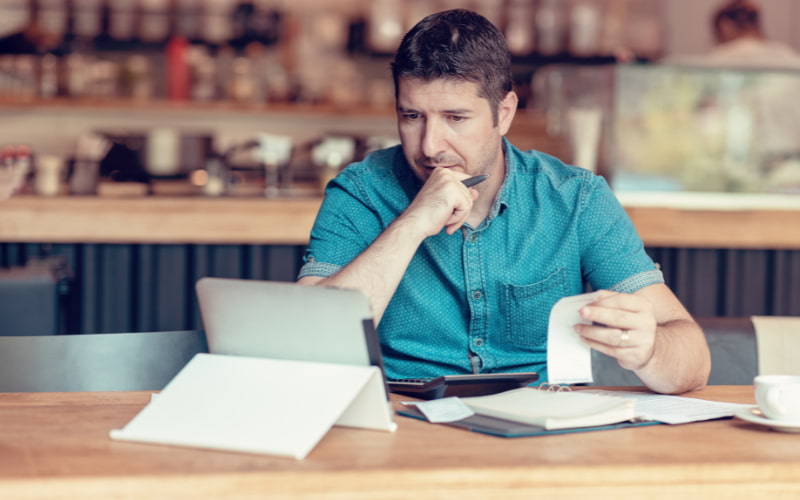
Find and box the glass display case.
[611,64,800,194]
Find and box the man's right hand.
[402,168,479,237]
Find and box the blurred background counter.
[0,195,322,245]
[2,192,800,249]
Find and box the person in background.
[669,0,800,69]
[298,9,711,395]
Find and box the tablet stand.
[110,353,396,459]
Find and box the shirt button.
[474,338,484,347]
[472,290,482,300]
[469,234,478,242]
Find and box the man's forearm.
[300,215,429,324]
[300,168,480,323]
[634,319,711,394]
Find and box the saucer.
[734,406,800,433]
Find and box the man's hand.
[573,290,657,371]
[402,168,480,237]
[573,285,710,394]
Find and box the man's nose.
[421,119,447,159]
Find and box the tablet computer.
[195,277,384,371]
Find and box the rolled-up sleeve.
[298,170,385,279]
[578,175,664,291]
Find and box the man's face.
[396,78,515,186]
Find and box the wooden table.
[0,387,798,499]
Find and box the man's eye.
[449,115,466,122]
[402,113,419,120]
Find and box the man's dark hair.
[713,0,761,35]
[391,9,513,125]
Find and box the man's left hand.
[573,290,657,371]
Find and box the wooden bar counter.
[2,191,800,249]
[0,386,798,499]
[0,195,323,245]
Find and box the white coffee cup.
[754,375,800,421]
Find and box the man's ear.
[498,91,519,136]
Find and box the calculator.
[388,372,539,400]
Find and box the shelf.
[0,96,395,117]
[0,98,565,158]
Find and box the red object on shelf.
[166,36,189,101]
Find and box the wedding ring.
[618,330,630,347]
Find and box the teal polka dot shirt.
[299,139,663,381]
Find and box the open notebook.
[460,387,636,430]
[398,387,653,438]
[399,386,752,438]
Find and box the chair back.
[0,330,208,392]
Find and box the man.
[298,9,710,395]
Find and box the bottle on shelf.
[166,34,189,100]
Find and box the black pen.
[462,174,489,187]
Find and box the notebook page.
[584,390,751,424]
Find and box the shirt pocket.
[503,268,568,348]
